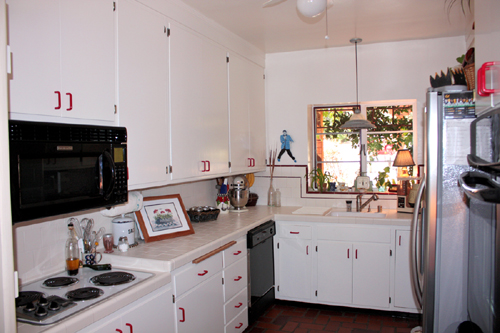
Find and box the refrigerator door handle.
[410,177,426,307]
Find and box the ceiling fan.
[263,0,332,18]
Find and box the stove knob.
[23,302,36,312]
[38,296,48,307]
[48,301,60,311]
[35,306,48,317]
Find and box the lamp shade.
[296,0,327,17]
[393,149,415,167]
[339,107,375,130]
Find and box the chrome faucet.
[356,193,379,212]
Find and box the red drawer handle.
[355,249,358,259]
[202,161,207,172]
[206,160,210,172]
[55,91,61,109]
[252,158,256,167]
[116,330,122,333]
[126,323,133,333]
[290,231,299,234]
[235,302,243,308]
[306,245,309,255]
[478,61,500,96]
[399,235,401,246]
[198,270,208,276]
[179,307,186,322]
[66,92,72,111]
[347,248,349,259]
[234,276,242,281]
[235,323,243,329]
[233,250,242,255]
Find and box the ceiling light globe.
[296,0,327,18]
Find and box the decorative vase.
[267,182,276,206]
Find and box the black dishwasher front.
[247,220,276,324]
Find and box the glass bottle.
[65,223,80,276]
[267,182,276,206]
[274,188,281,207]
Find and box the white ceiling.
[179,0,472,54]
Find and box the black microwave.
[9,120,128,223]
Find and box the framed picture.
[135,194,194,243]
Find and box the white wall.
[265,36,467,166]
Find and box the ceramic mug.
[84,252,102,266]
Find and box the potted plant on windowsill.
[375,167,392,192]
[306,169,333,192]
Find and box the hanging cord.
[350,38,362,105]
[325,6,329,40]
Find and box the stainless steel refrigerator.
[411,86,475,333]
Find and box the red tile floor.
[244,301,422,333]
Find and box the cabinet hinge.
[113,2,116,11]
[316,246,318,252]
[222,277,224,285]
[172,294,175,303]
[277,286,279,292]
[263,74,265,79]
[114,105,117,114]
[389,297,391,304]
[166,165,172,174]
[277,242,279,249]
[227,56,229,63]
[315,290,318,296]
[228,161,231,168]
[167,27,170,36]
[390,249,392,256]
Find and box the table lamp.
[393,149,415,213]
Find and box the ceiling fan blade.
[263,0,288,8]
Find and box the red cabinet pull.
[233,250,242,255]
[235,302,243,308]
[179,307,186,322]
[290,231,299,234]
[116,330,122,333]
[252,158,256,166]
[201,161,207,172]
[399,235,402,246]
[54,91,61,110]
[206,160,210,172]
[306,245,309,255]
[198,270,208,276]
[234,276,242,281]
[125,323,133,333]
[347,248,350,259]
[478,61,500,96]
[235,323,243,329]
[248,158,252,167]
[355,249,358,259]
[66,92,72,111]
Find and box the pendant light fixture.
[296,0,327,18]
[340,38,375,130]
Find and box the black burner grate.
[42,277,79,288]
[15,291,44,307]
[90,271,136,286]
[65,287,103,301]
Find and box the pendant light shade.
[296,0,327,17]
[339,38,375,130]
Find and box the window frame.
[309,99,417,194]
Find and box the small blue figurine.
[278,130,296,162]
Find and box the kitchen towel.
[100,191,143,217]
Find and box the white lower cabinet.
[394,230,420,310]
[275,221,419,313]
[78,284,174,333]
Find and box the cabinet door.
[117,0,170,189]
[7,0,62,117]
[176,272,224,333]
[170,23,229,180]
[475,0,500,112]
[228,54,266,173]
[317,240,353,304]
[394,230,419,310]
[275,237,312,301]
[59,0,115,122]
[352,242,391,308]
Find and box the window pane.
[367,105,413,132]
[319,161,360,186]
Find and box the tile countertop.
[104,206,414,273]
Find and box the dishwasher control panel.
[247,220,275,248]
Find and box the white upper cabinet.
[116,0,170,189]
[228,53,266,174]
[7,0,115,123]
[169,22,229,180]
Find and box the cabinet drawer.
[316,225,391,243]
[224,288,247,324]
[224,257,247,302]
[225,306,248,333]
[279,224,312,239]
[174,252,223,297]
[224,239,247,268]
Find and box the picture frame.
[135,194,194,243]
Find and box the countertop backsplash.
[13,179,218,284]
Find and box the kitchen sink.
[324,209,386,218]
